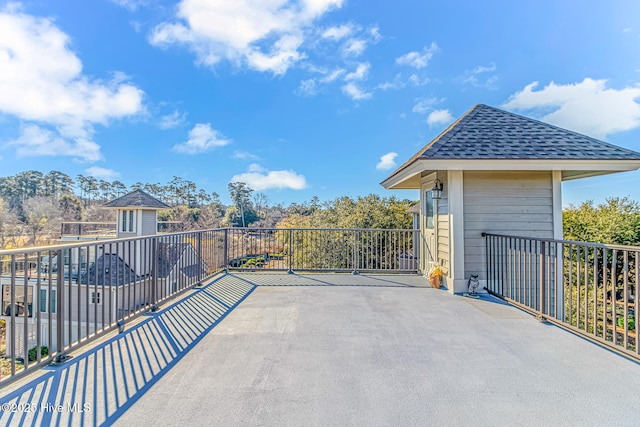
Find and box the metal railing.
[0,227,417,385]
[226,228,418,273]
[484,233,640,362]
[60,221,184,238]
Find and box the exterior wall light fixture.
[431,179,443,200]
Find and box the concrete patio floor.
[2,272,640,426]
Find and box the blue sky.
[1,0,639,206]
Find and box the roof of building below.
[102,189,171,210]
[406,203,420,215]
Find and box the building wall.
[2,279,154,355]
[435,172,449,271]
[463,171,554,281]
[419,172,450,276]
[141,210,157,236]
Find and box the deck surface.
[1,272,640,426]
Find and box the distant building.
[1,189,205,355]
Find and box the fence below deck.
[0,227,418,386]
[483,232,640,362]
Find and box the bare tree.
[0,197,19,248]
[22,197,62,245]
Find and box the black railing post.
[482,233,489,293]
[352,230,359,275]
[151,237,158,310]
[288,229,294,274]
[9,255,16,375]
[196,232,203,286]
[538,241,547,322]
[223,228,229,272]
[54,248,66,363]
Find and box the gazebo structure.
[102,188,171,238]
[382,104,640,293]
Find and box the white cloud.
[344,62,370,81]
[7,124,101,160]
[502,78,640,138]
[321,23,354,40]
[462,62,498,88]
[233,150,260,160]
[376,152,397,170]
[85,166,121,180]
[342,38,367,56]
[159,110,187,129]
[320,68,345,83]
[173,123,231,154]
[395,42,439,69]
[149,0,344,75]
[341,82,372,100]
[427,109,454,126]
[472,63,496,74]
[297,78,318,96]
[408,74,430,86]
[110,0,150,11]
[376,74,405,91]
[412,97,441,114]
[0,6,145,161]
[296,67,345,97]
[231,163,307,191]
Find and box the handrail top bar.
[60,221,116,225]
[0,227,418,256]
[0,228,229,256]
[238,227,419,232]
[481,232,640,251]
[61,221,179,224]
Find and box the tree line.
[0,170,417,248]
[563,197,640,246]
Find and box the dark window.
[425,191,434,229]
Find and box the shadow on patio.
[0,275,255,426]
[2,272,640,426]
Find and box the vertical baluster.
[623,250,629,349]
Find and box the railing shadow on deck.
[483,232,640,363]
[229,272,429,288]
[0,276,255,427]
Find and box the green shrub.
[617,315,636,330]
[28,345,48,362]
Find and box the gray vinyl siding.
[417,172,451,274]
[463,171,553,280]
[142,210,156,236]
[436,174,449,270]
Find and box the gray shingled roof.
[406,203,420,215]
[102,189,170,209]
[417,104,640,160]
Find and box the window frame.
[91,291,101,305]
[121,210,136,233]
[425,190,434,229]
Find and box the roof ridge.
[489,105,640,156]
[381,103,640,188]
[426,104,485,156]
[381,104,483,183]
[102,188,171,209]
